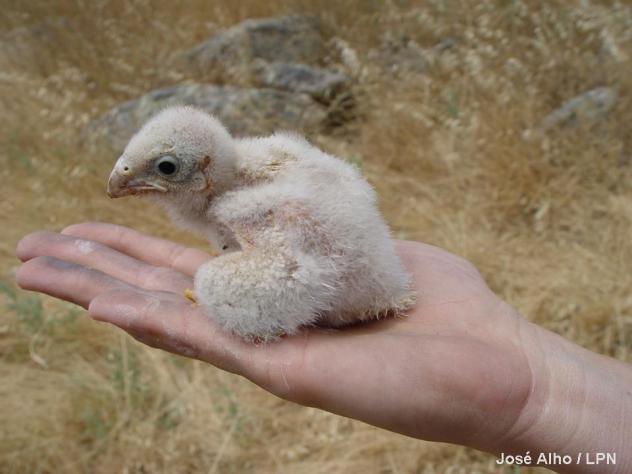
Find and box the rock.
[369,34,428,75]
[251,61,350,102]
[537,87,617,133]
[184,15,325,78]
[87,84,328,152]
[432,37,457,54]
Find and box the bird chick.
[107,106,414,341]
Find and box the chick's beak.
[107,170,129,198]
[107,168,168,198]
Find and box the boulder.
[88,84,328,152]
[368,34,428,75]
[538,87,617,133]
[184,15,325,78]
[251,61,350,102]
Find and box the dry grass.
[1,0,631,472]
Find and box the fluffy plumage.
[107,106,413,340]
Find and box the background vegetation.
[1,0,630,472]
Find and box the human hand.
[15,223,632,472]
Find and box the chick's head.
[107,106,237,201]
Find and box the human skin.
[15,222,632,473]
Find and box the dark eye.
[155,155,179,176]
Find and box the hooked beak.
[107,169,168,198]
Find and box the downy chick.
[107,106,413,340]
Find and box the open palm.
[16,222,534,452]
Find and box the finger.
[90,286,323,398]
[17,231,192,294]
[62,222,213,277]
[89,288,251,375]
[86,281,329,402]
[16,256,131,309]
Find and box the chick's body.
[108,107,412,340]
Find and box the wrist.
[494,321,632,473]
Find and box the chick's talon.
[183,288,198,306]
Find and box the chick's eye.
[156,155,179,176]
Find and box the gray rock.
[432,37,457,54]
[251,61,350,102]
[184,15,325,78]
[88,84,328,152]
[369,35,428,75]
[538,87,617,132]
